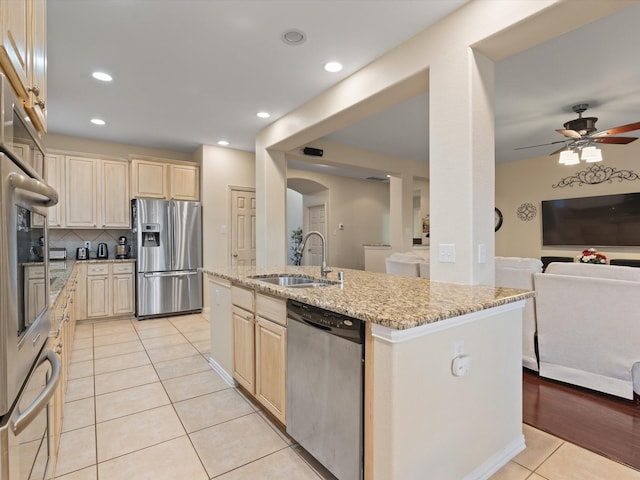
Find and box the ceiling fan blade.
[592,121,640,138]
[549,145,571,155]
[593,136,638,145]
[514,139,568,151]
[556,128,582,139]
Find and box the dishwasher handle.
[298,317,331,331]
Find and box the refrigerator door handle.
[169,201,175,270]
[143,271,198,278]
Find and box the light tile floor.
[54,314,640,480]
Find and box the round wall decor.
[495,208,503,232]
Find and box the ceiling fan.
[515,104,640,155]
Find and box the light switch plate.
[439,244,456,263]
[478,243,487,264]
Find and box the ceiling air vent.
[366,176,389,182]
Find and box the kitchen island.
[204,265,534,480]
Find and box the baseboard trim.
[463,434,526,480]
[208,357,237,387]
[462,434,526,480]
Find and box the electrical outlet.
[84,241,91,250]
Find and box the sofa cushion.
[545,262,640,282]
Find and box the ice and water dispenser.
[141,223,161,247]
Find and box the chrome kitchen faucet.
[296,231,332,278]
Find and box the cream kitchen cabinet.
[232,285,255,392]
[100,159,131,228]
[111,262,135,315]
[0,0,47,132]
[254,293,287,424]
[45,153,63,227]
[86,262,134,318]
[49,266,78,471]
[47,153,130,229]
[65,156,98,228]
[23,264,45,323]
[231,285,287,424]
[131,158,199,201]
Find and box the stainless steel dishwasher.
[286,299,364,480]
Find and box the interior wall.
[496,140,640,261]
[288,168,389,270]
[286,189,303,265]
[197,145,255,308]
[44,133,196,163]
[198,145,255,270]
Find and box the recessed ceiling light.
[324,62,343,73]
[256,112,271,119]
[217,140,229,146]
[281,29,306,46]
[92,71,112,82]
[90,118,106,125]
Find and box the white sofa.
[534,262,640,399]
[385,252,423,277]
[495,256,543,371]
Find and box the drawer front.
[256,293,286,326]
[26,266,45,279]
[112,263,134,274]
[231,285,254,312]
[87,264,109,276]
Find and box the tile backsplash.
[49,229,131,260]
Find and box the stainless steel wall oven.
[1,73,60,480]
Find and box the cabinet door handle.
[28,85,41,97]
[233,254,238,258]
[35,100,45,110]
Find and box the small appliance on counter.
[76,247,89,260]
[30,236,45,260]
[116,236,131,259]
[97,242,108,259]
[49,247,67,261]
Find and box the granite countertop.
[49,258,135,306]
[202,266,534,330]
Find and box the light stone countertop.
[49,258,135,306]
[202,265,534,330]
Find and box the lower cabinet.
[231,286,287,424]
[232,303,255,392]
[24,265,46,323]
[255,313,287,424]
[86,262,134,318]
[49,267,78,474]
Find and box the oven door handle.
[11,349,61,436]
[8,171,59,207]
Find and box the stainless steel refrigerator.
[132,199,202,318]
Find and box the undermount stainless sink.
[251,274,336,288]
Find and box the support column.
[429,48,495,285]
[389,173,414,253]
[255,145,287,266]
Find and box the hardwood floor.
[523,369,640,471]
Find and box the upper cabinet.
[131,158,199,201]
[0,0,47,133]
[47,153,130,229]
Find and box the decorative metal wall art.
[517,203,537,221]
[552,164,640,188]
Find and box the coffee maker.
[116,236,131,259]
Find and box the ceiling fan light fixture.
[559,149,579,165]
[581,145,603,162]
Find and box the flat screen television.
[541,192,640,246]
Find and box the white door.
[306,204,326,266]
[231,188,256,266]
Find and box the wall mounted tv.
[541,192,640,246]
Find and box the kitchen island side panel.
[370,303,525,480]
